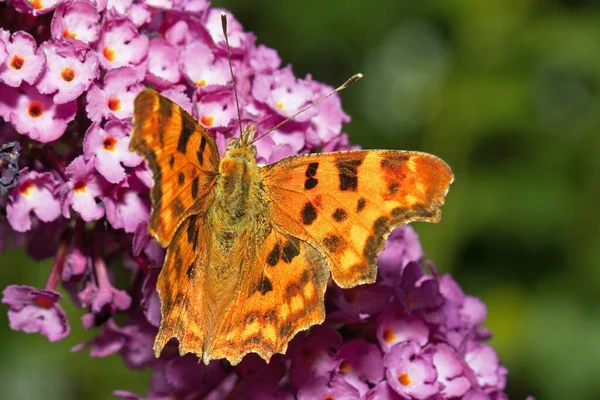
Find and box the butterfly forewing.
[260,150,453,288]
[130,89,220,246]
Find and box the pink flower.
[6,170,62,232]
[0,83,77,142]
[252,66,317,121]
[0,29,45,87]
[2,285,70,341]
[11,0,64,16]
[96,18,148,70]
[85,66,143,122]
[145,38,181,89]
[83,119,142,183]
[50,0,101,44]
[61,156,107,221]
[179,40,230,90]
[36,39,99,103]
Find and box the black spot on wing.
[322,234,346,253]
[256,276,273,295]
[332,208,347,222]
[191,176,199,199]
[282,240,300,263]
[169,154,175,168]
[186,214,200,251]
[177,113,195,154]
[266,242,281,266]
[335,156,364,191]
[357,197,366,213]
[304,162,319,190]
[197,136,206,166]
[157,96,173,145]
[178,172,185,185]
[301,202,317,225]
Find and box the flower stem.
[44,229,72,291]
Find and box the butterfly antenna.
[252,73,363,144]
[221,12,243,137]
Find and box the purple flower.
[6,170,62,232]
[384,341,440,399]
[433,343,471,398]
[306,79,351,147]
[253,66,317,121]
[2,285,70,341]
[0,30,45,87]
[205,8,252,51]
[11,0,64,16]
[336,339,384,396]
[51,0,101,44]
[36,39,99,103]
[0,83,77,142]
[195,91,237,130]
[377,305,430,352]
[85,66,143,122]
[145,38,181,89]
[73,317,155,369]
[465,342,508,393]
[83,119,141,183]
[297,376,361,400]
[288,324,343,389]
[61,155,107,221]
[103,175,149,233]
[179,40,230,89]
[96,18,148,70]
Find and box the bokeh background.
[1,0,599,399]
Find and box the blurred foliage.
[1,0,599,399]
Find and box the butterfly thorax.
[209,125,271,254]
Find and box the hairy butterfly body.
[130,89,453,365]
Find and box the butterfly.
[130,82,453,366]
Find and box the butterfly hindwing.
[153,214,208,357]
[205,228,330,365]
[130,89,220,246]
[260,150,453,288]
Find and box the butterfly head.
[224,123,257,158]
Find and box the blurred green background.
[1,0,599,399]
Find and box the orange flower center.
[62,29,77,39]
[103,47,115,62]
[28,101,44,118]
[31,0,44,9]
[383,327,396,344]
[10,54,25,70]
[19,181,34,196]
[398,372,411,386]
[339,360,352,374]
[108,98,121,111]
[61,67,75,82]
[323,396,335,400]
[102,137,117,151]
[73,180,87,193]
[274,101,284,110]
[34,296,54,309]
[195,79,207,87]
[201,115,214,127]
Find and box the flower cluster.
[0,0,513,399]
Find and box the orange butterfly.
[130,88,452,365]
[130,16,452,366]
